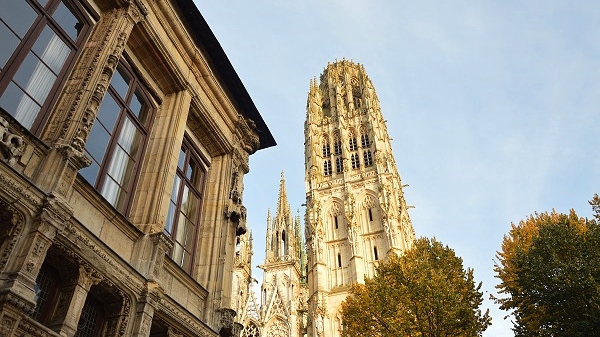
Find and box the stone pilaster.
[129,90,192,234]
[129,282,163,337]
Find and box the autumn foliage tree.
[494,196,600,336]
[340,237,491,337]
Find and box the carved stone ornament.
[0,117,24,166]
[0,200,25,273]
[225,204,248,236]
[236,117,260,156]
[218,307,237,337]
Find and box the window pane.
[111,67,130,100]
[105,147,133,188]
[31,26,71,74]
[0,82,41,128]
[13,52,56,104]
[86,122,111,163]
[0,22,20,70]
[170,175,181,203]
[183,191,199,220]
[186,158,195,180]
[184,219,196,248]
[100,176,124,207]
[165,201,176,235]
[130,89,149,125]
[177,149,185,170]
[95,93,120,134]
[0,1,38,38]
[52,1,82,41]
[181,250,191,271]
[117,118,143,157]
[79,160,100,184]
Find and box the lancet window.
[323,159,332,176]
[335,156,344,173]
[351,153,360,170]
[363,150,373,167]
[349,136,358,151]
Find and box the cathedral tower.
[304,60,415,337]
[258,172,308,337]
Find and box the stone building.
[0,0,274,336]
[303,60,415,337]
[232,173,308,337]
[233,60,415,337]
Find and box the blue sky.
[197,1,600,335]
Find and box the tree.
[494,200,600,336]
[340,237,491,337]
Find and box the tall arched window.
[363,150,373,167]
[323,159,332,176]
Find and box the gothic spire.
[275,171,291,220]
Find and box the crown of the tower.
[306,59,381,123]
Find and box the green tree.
[340,237,491,337]
[494,201,600,336]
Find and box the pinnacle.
[275,171,290,219]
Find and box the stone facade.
[0,0,274,336]
[233,60,415,337]
[303,60,415,337]
[233,173,308,337]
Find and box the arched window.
[323,159,332,176]
[31,264,61,323]
[351,153,360,169]
[334,137,342,155]
[322,143,331,157]
[335,156,343,173]
[349,136,358,151]
[363,150,373,167]
[361,133,370,148]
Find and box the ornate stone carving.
[149,232,172,279]
[0,291,35,315]
[0,117,24,166]
[0,200,25,274]
[218,307,237,337]
[235,117,260,156]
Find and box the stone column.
[129,282,163,337]
[128,90,192,234]
[48,267,101,336]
